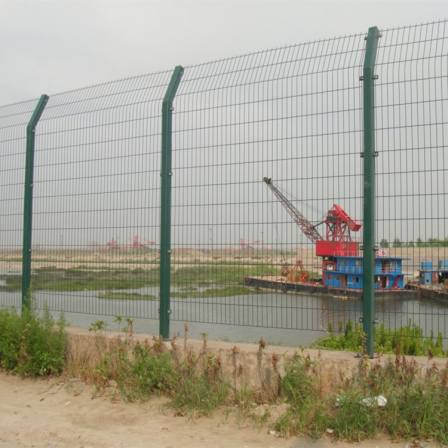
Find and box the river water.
[1,286,447,347]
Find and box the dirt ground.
[0,372,439,448]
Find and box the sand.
[0,371,439,448]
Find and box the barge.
[245,275,415,299]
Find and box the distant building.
[419,260,448,285]
[322,256,404,290]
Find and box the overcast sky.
[1,0,447,106]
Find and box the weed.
[171,352,229,416]
[314,321,447,357]
[113,315,123,331]
[0,267,159,292]
[0,264,275,293]
[171,264,275,287]
[357,356,448,443]
[125,318,134,336]
[275,399,328,439]
[89,320,107,332]
[98,291,157,301]
[327,390,378,441]
[183,322,189,352]
[274,353,329,438]
[0,308,66,376]
[171,285,255,299]
[281,353,315,405]
[233,386,256,413]
[95,340,178,401]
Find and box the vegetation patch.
[170,351,230,415]
[313,321,447,357]
[273,352,448,443]
[0,264,276,294]
[171,285,254,299]
[0,308,66,376]
[171,263,276,287]
[274,353,329,438]
[1,316,443,445]
[94,340,178,401]
[90,335,230,415]
[97,291,157,301]
[0,267,160,292]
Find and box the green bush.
[314,322,446,357]
[357,358,448,444]
[95,341,178,401]
[96,341,229,413]
[171,353,229,415]
[281,353,315,406]
[275,400,328,439]
[0,308,66,376]
[275,354,329,439]
[274,352,448,444]
[328,390,378,441]
[384,382,448,443]
[172,375,229,415]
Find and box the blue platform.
[323,256,404,290]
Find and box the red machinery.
[263,177,361,257]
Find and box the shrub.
[0,308,66,376]
[275,353,329,438]
[171,352,229,415]
[280,353,315,406]
[275,399,328,439]
[314,322,446,357]
[95,340,178,401]
[327,390,378,441]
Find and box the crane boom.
[263,177,322,242]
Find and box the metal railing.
[0,20,447,355]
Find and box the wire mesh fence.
[170,33,366,335]
[374,21,448,339]
[0,99,40,309]
[0,20,447,347]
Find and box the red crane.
[263,177,361,257]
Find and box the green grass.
[274,354,329,439]
[170,352,230,416]
[95,341,178,401]
[97,291,157,301]
[0,267,160,292]
[94,340,229,414]
[274,352,448,443]
[312,321,447,357]
[0,263,275,294]
[171,263,276,286]
[0,308,66,376]
[171,285,254,299]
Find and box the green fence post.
[159,66,184,340]
[22,94,49,310]
[361,27,380,358]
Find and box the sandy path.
[0,372,435,448]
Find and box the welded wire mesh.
[0,99,40,309]
[170,34,367,339]
[23,72,173,324]
[375,20,448,339]
[1,20,447,346]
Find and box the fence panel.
[169,34,367,344]
[0,100,40,310]
[22,72,172,327]
[375,21,448,341]
[1,20,447,347]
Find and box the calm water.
[1,286,448,347]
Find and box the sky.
[0,0,447,254]
[1,0,447,106]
